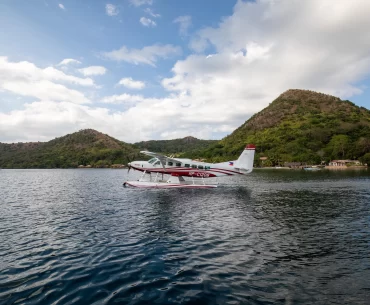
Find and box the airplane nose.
[128,162,131,166]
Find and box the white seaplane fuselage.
[129,158,245,178]
[124,144,255,188]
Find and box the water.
[1,169,370,305]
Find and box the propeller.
[126,154,135,174]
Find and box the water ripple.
[1,169,370,304]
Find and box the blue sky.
[0,1,232,100]
[1,0,370,143]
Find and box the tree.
[326,135,350,159]
[359,153,370,166]
[356,137,370,155]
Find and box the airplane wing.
[140,151,180,171]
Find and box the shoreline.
[255,166,368,170]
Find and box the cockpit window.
[148,158,156,164]
[154,161,160,165]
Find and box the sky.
[1,0,370,143]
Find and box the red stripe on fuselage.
[130,167,217,177]
[130,166,244,177]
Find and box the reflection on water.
[0,169,370,304]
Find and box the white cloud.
[0,93,239,142]
[107,0,370,141]
[3,0,370,143]
[106,4,119,16]
[139,17,156,27]
[102,93,145,104]
[2,81,89,105]
[118,77,145,90]
[78,66,107,76]
[58,58,81,66]
[102,44,181,66]
[173,15,192,36]
[130,0,153,7]
[0,57,91,104]
[58,3,65,10]
[0,100,161,143]
[144,8,160,18]
[182,0,370,102]
[0,101,97,142]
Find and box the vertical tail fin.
[234,144,256,174]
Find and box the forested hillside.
[182,89,370,166]
[0,129,140,168]
[0,131,217,168]
[134,136,217,155]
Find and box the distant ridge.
[0,129,140,168]
[184,89,370,165]
[134,136,218,154]
[0,130,218,168]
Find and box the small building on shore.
[328,160,361,167]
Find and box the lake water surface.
[1,169,370,304]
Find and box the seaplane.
[123,144,255,188]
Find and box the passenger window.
[191,165,197,168]
[185,164,190,168]
[167,162,173,166]
[198,165,204,169]
[205,166,210,170]
[175,162,181,167]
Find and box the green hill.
[0,129,140,168]
[183,89,370,166]
[134,136,218,155]
[0,131,218,169]
[2,90,370,168]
